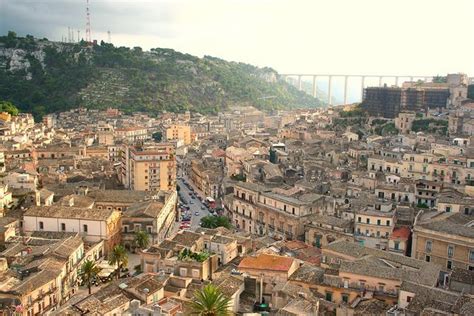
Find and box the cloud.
[1,0,473,75]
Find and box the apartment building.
[121,191,177,248]
[190,158,223,199]
[412,212,474,276]
[229,182,333,240]
[120,144,177,191]
[166,124,192,146]
[354,199,395,250]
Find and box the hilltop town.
[0,73,473,315]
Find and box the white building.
[23,205,121,253]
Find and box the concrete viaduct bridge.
[279,74,473,105]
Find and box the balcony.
[233,195,256,205]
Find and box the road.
[177,177,211,229]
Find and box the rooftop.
[238,254,295,272]
[24,205,117,221]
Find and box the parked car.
[194,211,200,216]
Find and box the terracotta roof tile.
[238,254,294,272]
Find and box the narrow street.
[177,177,211,229]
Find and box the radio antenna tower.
[85,0,92,43]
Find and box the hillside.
[0,32,322,117]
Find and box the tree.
[108,245,128,279]
[190,284,231,316]
[200,216,231,229]
[432,75,447,83]
[0,101,19,116]
[152,131,162,142]
[134,230,150,251]
[80,260,101,295]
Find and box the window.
[39,221,44,230]
[342,294,349,303]
[386,220,391,226]
[447,260,453,270]
[447,245,454,258]
[366,218,370,224]
[179,268,187,277]
[358,217,362,223]
[325,292,332,302]
[123,225,128,233]
[425,255,431,262]
[394,241,400,250]
[407,296,413,303]
[61,223,66,231]
[445,206,451,213]
[377,219,381,226]
[378,284,385,292]
[83,224,88,233]
[425,240,432,252]
[470,250,474,263]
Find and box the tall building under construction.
[362,86,450,118]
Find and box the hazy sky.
[1,0,473,76]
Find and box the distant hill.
[0,31,322,117]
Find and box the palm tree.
[190,284,231,316]
[80,260,101,295]
[134,230,150,251]
[108,245,128,280]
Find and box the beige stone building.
[412,212,474,276]
[229,182,333,240]
[121,191,177,248]
[395,111,416,134]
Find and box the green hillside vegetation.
[0,32,321,118]
[0,101,20,116]
[374,122,398,135]
[411,118,448,136]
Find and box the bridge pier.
[343,76,348,104]
[312,75,317,98]
[361,76,366,100]
[328,76,333,105]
